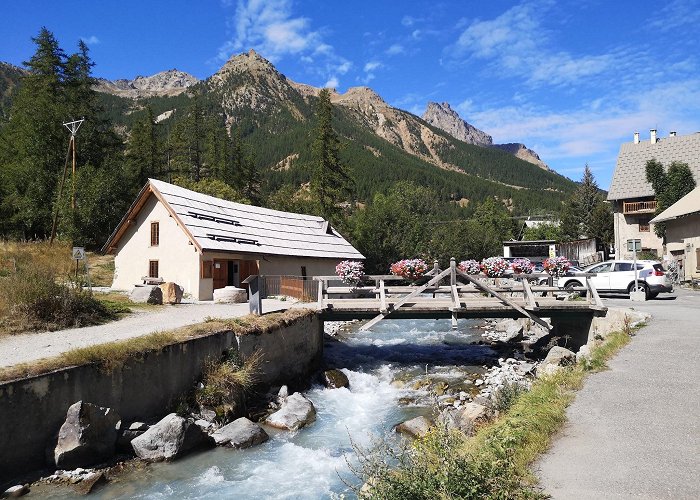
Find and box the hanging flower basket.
[458,259,481,275]
[335,260,365,286]
[480,257,509,278]
[390,258,428,281]
[511,258,534,274]
[543,256,571,278]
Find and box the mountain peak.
[94,69,198,98]
[423,101,493,146]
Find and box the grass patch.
[195,349,263,421]
[355,318,640,499]
[0,308,314,383]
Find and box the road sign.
[626,239,641,252]
[72,247,86,260]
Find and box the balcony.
[623,200,657,214]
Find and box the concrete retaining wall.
[0,312,322,482]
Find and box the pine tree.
[310,88,352,223]
[559,165,610,242]
[0,28,66,238]
[126,105,161,188]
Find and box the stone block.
[129,285,163,305]
[159,282,184,304]
[213,286,247,304]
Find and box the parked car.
[557,260,673,299]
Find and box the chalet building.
[102,179,364,300]
[607,130,700,259]
[650,186,700,281]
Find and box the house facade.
[650,186,700,281]
[607,130,700,260]
[102,179,364,300]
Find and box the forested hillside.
[0,29,585,272]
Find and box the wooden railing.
[313,259,604,330]
[623,200,657,214]
[260,275,318,302]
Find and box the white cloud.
[81,35,100,45]
[336,61,352,74]
[447,1,613,86]
[363,61,382,72]
[649,0,700,32]
[324,76,339,88]
[386,43,404,55]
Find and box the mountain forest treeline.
[0,28,606,273]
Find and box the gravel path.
[535,289,700,499]
[0,299,299,368]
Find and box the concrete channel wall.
[0,312,322,482]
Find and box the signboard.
[72,247,86,260]
[626,239,641,252]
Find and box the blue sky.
[2,0,699,188]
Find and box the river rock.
[265,393,316,431]
[213,286,247,304]
[395,416,433,438]
[72,471,105,495]
[116,422,150,453]
[129,285,163,305]
[54,401,120,470]
[322,369,349,389]
[131,414,211,461]
[159,282,184,304]
[460,402,491,428]
[2,485,29,498]
[537,346,577,377]
[212,417,269,448]
[576,344,592,363]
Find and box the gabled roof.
[607,132,700,201]
[103,179,364,260]
[650,186,700,224]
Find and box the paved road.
[0,298,298,368]
[536,288,700,499]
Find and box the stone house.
[607,130,700,260]
[650,186,700,281]
[102,179,364,300]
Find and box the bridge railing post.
[450,258,456,286]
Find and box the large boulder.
[321,369,350,389]
[159,282,184,304]
[265,393,316,431]
[130,414,211,461]
[537,346,577,377]
[54,402,120,470]
[213,286,247,304]
[116,422,150,453]
[129,285,163,305]
[395,416,433,438]
[212,417,269,448]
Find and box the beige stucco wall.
[111,196,200,297]
[683,237,700,280]
[613,208,663,259]
[258,255,340,277]
[664,214,700,280]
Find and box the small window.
[615,263,633,272]
[301,266,307,279]
[149,260,159,278]
[590,263,612,273]
[201,261,213,279]
[150,222,160,246]
[639,223,650,232]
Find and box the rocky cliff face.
[422,101,550,171]
[492,143,549,171]
[422,102,493,146]
[94,69,199,98]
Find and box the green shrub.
[493,381,528,413]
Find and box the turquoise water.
[39,319,494,499]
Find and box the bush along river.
[28,317,547,499]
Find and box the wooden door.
[213,260,227,290]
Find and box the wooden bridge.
[312,259,606,332]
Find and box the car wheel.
[564,281,581,292]
[628,282,649,299]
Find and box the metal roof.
[106,179,364,260]
[607,132,700,201]
[650,186,700,223]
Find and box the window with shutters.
[639,223,650,232]
[150,222,159,246]
[149,260,159,278]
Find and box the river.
[39,318,500,499]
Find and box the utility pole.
[49,118,84,245]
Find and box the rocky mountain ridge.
[94,69,199,98]
[422,101,549,170]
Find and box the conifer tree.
[559,165,611,242]
[310,88,352,223]
[127,105,161,188]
